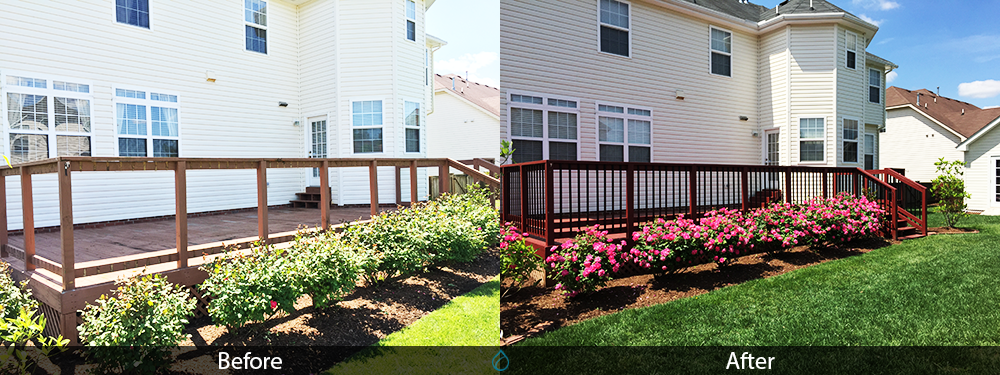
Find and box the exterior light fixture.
[278,101,288,107]
[293,120,301,127]
[205,70,216,82]
[740,116,749,121]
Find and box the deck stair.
[896,219,924,240]
[290,186,331,208]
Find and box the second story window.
[245,0,268,54]
[599,0,630,57]
[116,0,149,29]
[406,0,417,41]
[845,32,857,69]
[710,27,732,77]
[869,69,881,104]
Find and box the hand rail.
[856,168,898,241]
[445,158,500,189]
[880,168,928,236]
[882,168,928,193]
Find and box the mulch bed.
[40,249,499,374]
[501,238,893,345]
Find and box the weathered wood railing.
[501,160,899,252]
[866,168,928,236]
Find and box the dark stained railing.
[501,160,901,251]
[867,168,928,236]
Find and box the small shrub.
[499,223,542,291]
[545,226,626,297]
[1,263,68,375]
[293,232,363,309]
[200,244,301,328]
[930,158,970,228]
[0,262,36,321]
[78,273,195,374]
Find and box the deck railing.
[501,160,899,249]
[866,168,928,236]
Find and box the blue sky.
[426,0,500,88]
[760,0,1000,108]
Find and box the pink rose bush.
[499,223,543,289]
[545,226,626,297]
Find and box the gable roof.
[677,0,854,23]
[886,86,1000,139]
[433,74,501,117]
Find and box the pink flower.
[270,300,277,310]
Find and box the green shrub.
[0,263,36,321]
[78,273,195,374]
[293,232,364,309]
[499,223,542,292]
[931,158,971,228]
[200,244,302,328]
[1,263,68,375]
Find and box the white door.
[307,117,327,186]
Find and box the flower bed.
[544,194,885,297]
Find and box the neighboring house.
[426,74,502,163]
[883,87,1000,214]
[500,0,896,171]
[0,0,443,230]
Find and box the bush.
[499,223,542,291]
[930,158,970,228]
[0,262,36,321]
[78,273,195,374]
[200,244,302,328]
[1,263,68,375]
[544,226,627,297]
[293,232,364,309]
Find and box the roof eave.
[427,34,447,48]
[758,13,879,40]
[644,0,760,33]
[887,103,968,141]
[957,115,1000,151]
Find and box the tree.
[930,158,971,228]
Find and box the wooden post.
[175,161,187,269]
[395,166,402,205]
[0,175,6,259]
[20,166,34,271]
[60,312,77,346]
[625,163,635,236]
[257,160,268,242]
[321,160,330,230]
[519,165,528,237]
[544,161,554,246]
[688,165,697,217]
[921,186,928,235]
[822,169,829,198]
[369,160,379,216]
[891,189,899,241]
[438,162,449,197]
[854,171,861,196]
[740,167,749,211]
[784,167,792,203]
[58,161,74,290]
[409,160,418,203]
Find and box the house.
[426,74,502,162]
[0,0,443,231]
[500,0,896,171]
[883,87,1000,214]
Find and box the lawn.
[506,210,1000,372]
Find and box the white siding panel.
[427,92,501,161]
[881,108,964,182]
[787,25,835,165]
[962,128,1000,212]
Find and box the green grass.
[522,211,1000,346]
[324,277,500,375]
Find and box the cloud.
[886,71,897,84]
[974,55,1000,64]
[876,37,894,45]
[852,0,900,10]
[435,52,498,87]
[958,80,1000,99]
[859,14,883,26]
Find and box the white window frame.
[595,101,652,162]
[597,0,632,58]
[842,117,860,164]
[244,0,268,55]
[506,90,581,162]
[403,99,422,154]
[708,26,733,78]
[113,0,152,31]
[864,132,876,170]
[1,71,95,163]
[425,48,431,86]
[112,85,182,157]
[868,68,881,104]
[993,156,1000,207]
[798,117,826,164]
[350,98,386,155]
[405,0,417,42]
[845,31,858,70]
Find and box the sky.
[426,0,500,88]
[756,0,1000,109]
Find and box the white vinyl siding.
[788,25,835,165]
[757,28,788,165]
[882,107,964,183]
[954,125,1000,212]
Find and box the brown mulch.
[500,238,893,345]
[928,226,979,234]
[42,249,499,374]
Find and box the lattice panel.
[35,298,62,339]
[186,285,213,318]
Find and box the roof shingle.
[433,74,501,117]
[886,86,1000,139]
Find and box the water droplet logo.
[492,349,509,372]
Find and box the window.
[352,100,383,153]
[799,118,824,162]
[599,0,630,57]
[598,104,651,162]
[116,0,149,28]
[4,75,93,164]
[842,118,859,163]
[245,0,267,54]
[845,32,857,69]
[869,69,881,104]
[406,0,417,41]
[114,88,179,157]
[864,133,875,170]
[404,101,421,153]
[508,93,579,163]
[425,49,431,86]
[710,27,732,77]
[995,157,1000,204]
[310,119,327,177]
